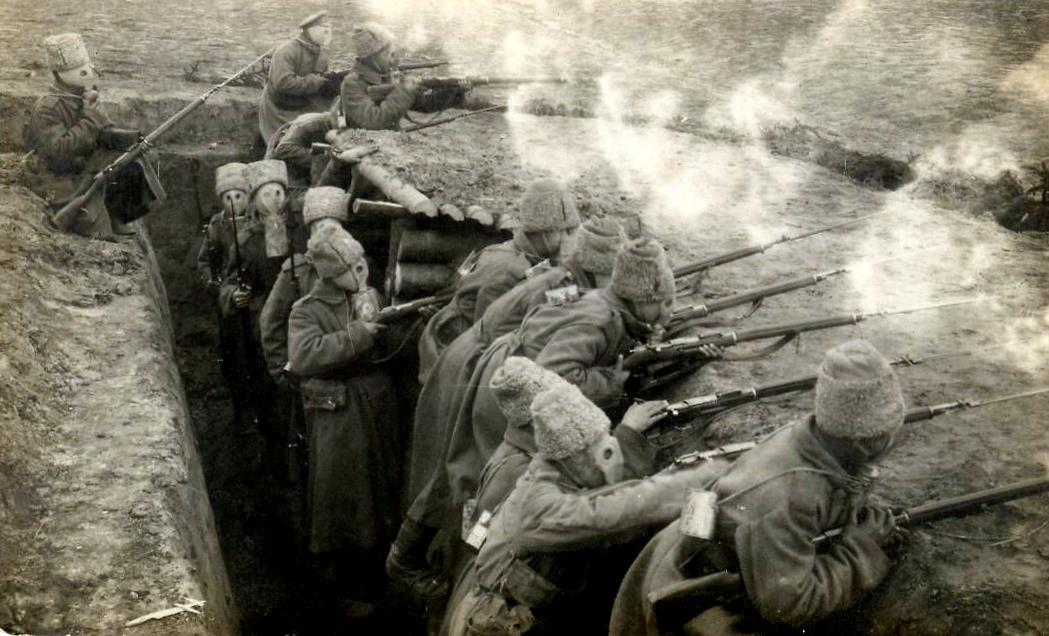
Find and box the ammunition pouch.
[503,558,561,610]
[300,378,347,411]
[464,590,536,636]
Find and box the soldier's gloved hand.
[621,400,669,433]
[848,506,897,546]
[232,287,252,309]
[362,322,386,337]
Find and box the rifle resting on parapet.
[52,50,275,232]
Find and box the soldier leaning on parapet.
[24,33,161,240]
[258,11,337,143]
[444,382,729,636]
[611,339,904,635]
[338,23,420,130]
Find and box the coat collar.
[48,80,84,100]
[790,417,851,481]
[598,287,650,337]
[294,34,321,55]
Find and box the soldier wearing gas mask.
[444,383,727,636]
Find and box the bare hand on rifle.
[621,400,670,433]
[232,285,252,308]
[399,73,421,93]
[694,343,724,359]
[612,355,631,389]
[845,505,897,545]
[83,88,100,105]
[362,322,386,337]
[418,304,440,320]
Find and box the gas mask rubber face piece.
[352,257,369,291]
[58,63,100,89]
[255,182,288,257]
[221,189,248,217]
[307,24,333,48]
[590,434,624,485]
[254,182,286,217]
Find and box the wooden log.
[465,205,495,226]
[398,229,478,263]
[394,262,455,298]
[353,198,412,219]
[355,161,439,217]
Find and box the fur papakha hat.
[299,11,328,30]
[214,163,249,197]
[44,33,91,73]
[814,339,905,439]
[489,357,566,429]
[572,217,626,275]
[307,224,365,280]
[247,160,289,196]
[352,22,396,59]
[532,383,611,460]
[518,178,580,233]
[611,237,675,303]
[303,186,349,225]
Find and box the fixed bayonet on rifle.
[375,291,453,325]
[672,213,879,280]
[52,49,273,232]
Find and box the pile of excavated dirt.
[0,160,233,634]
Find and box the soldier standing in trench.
[258,11,340,144]
[24,33,161,240]
[286,224,398,617]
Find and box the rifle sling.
[719,333,796,362]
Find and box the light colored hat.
[352,22,396,59]
[572,218,626,275]
[814,339,905,439]
[490,357,565,429]
[307,224,365,280]
[611,238,675,303]
[518,178,580,232]
[299,11,328,30]
[303,186,349,225]
[247,160,288,196]
[214,163,249,197]
[44,33,91,73]
[532,383,610,460]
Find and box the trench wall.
[0,79,255,634]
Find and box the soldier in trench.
[338,22,421,130]
[23,32,162,240]
[258,11,339,144]
[286,223,398,615]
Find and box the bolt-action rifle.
[625,298,985,394]
[375,291,454,325]
[672,213,878,281]
[669,386,1049,469]
[52,50,273,232]
[648,472,1049,624]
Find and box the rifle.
[649,346,1005,446]
[623,298,986,393]
[418,75,573,89]
[648,474,1049,620]
[668,386,1049,468]
[52,50,274,231]
[375,291,454,325]
[225,204,259,427]
[672,213,879,280]
[398,60,450,71]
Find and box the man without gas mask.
[337,22,419,130]
[286,224,399,611]
[24,33,161,239]
[610,339,906,636]
[258,11,336,143]
[444,383,728,636]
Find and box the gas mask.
[589,435,624,485]
[254,182,288,257]
[221,189,248,218]
[57,63,100,90]
[307,24,333,48]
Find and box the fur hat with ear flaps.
[489,357,565,429]
[214,163,249,197]
[44,33,91,72]
[352,22,396,59]
[518,178,580,233]
[532,383,610,460]
[572,217,626,275]
[246,160,288,197]
[611,237,675,303]
[307,224,365,280]
[815,339,905,439]
[303,186,349,225]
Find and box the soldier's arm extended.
[32,99,111,159]
[270,44,327,97]
[340,74,414,130]
[287,303,375,377]
[533,322,626,408]
[733,490,891,628]
[272,114,330,169]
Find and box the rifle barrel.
[671,270,844,323]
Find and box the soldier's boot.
[386,519,449,603]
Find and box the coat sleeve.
[341,74,414,130]
[31,100,110,159]
[270,44,327,97]
[614,425,659,479]
[272,115,329,169]
[259,263,296,378]
[533,322,625,408]
[287,302,375,377]
[473,267,527,322]
[733,489,891,628]
[513,465,725,553]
